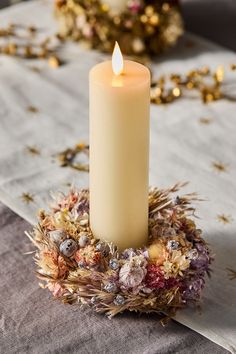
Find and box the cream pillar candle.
[89,43,150,250]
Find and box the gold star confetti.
[230,64,236,71]
[226,268,236,280]
[57,143,89,172]
[217,214,233,225]
[27,105,39,113]
[199,117,212,125]
[212,161,229,173]
[26,146,40,156]
[21,193,35,204]
[30,66,41,73]
[63,182,72,187]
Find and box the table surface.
[0,1,236,353]
[0,201,229,354]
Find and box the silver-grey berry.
[104,282,118,293]
[59,239,78,257]
[49,229,67,244]
[113,294,125,306]
[167,240,179,250]
[78,233,90,248]
[109,259,119,270]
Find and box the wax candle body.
[89,60,150,250]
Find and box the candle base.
[26,183,212,319]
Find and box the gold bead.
[8,42,17,55]
[145,5,154,16]
[140,14,148,23]
[149,14,159,26]
[172,87,181,97]
[162,3,170,12]
[48,55,60,68]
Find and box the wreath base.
[27,184,212,318]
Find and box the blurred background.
[2,0,236,51]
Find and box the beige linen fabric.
[0,1,235,352]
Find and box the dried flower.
[190,244,210,271]
[162,250,190,278]
[95,242,110,257]
[38,251,67,278]
[148,241,168,265]
[47,282,64,297]
[75,245,101,267]
[119,256,147,289]
[183,277,205,300]
[145,264,165,289]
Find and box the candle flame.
[112,42,124,76]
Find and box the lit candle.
[89,42,150,250]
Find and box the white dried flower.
[119,256,147,289]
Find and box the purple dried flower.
[77,198,89,216]
[166,277,180,289]
[183,277,205,300]
[121,248,137,259]
[96,242,110,257]
[186,249,198,260]
[190,243,210,271]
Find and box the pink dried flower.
[75,245,101,267]
[47,282,64,297]
[128,0,142,14]
[38,251,68,278]
[51,190,79,212]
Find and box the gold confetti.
[226,268,236,280]
[48,55,60,68]
[199,117,212,125]
[21,193,35,204]
[230,64,236,71]
[27,106,38,113]
[57,143,89,172]
[212,161,229,173]
[214,65,224,83]
[26,146,40,156]
[217,214,233,225]
[29,66,41,73]
[0,23,61,61]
